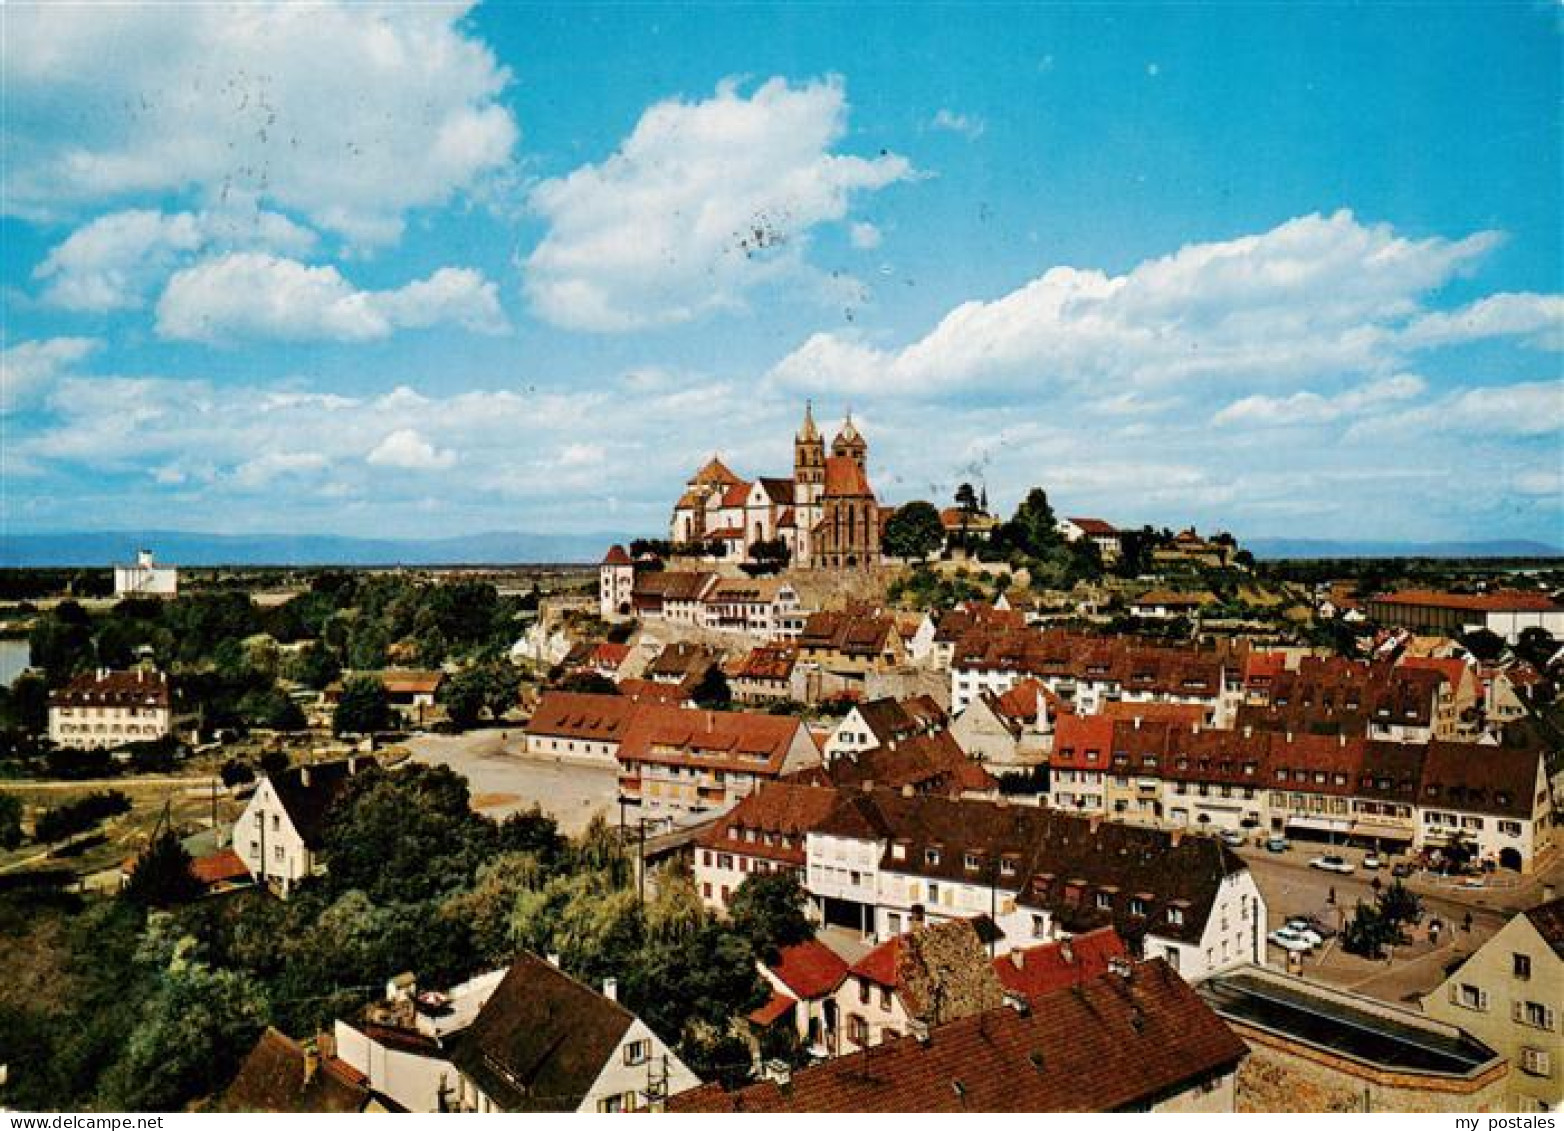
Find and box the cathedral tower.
[831,411,867,471]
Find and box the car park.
[1309,854,1355,875]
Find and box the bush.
[34,790,132,843]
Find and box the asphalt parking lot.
[403,728,619,837]
[1233,838,1555,1004]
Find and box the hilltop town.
[2,414,1561,1114]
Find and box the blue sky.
[3,1,1560,546]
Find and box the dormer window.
[1167,907,1184,926]
[1129,898,1147,916]
[1000,857,1017,877]
[925,847,941,865]
[1095,892,1112,910]
[892,843,907,861]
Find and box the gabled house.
[753,938,850,1058]
[449,952,700,1112]
[831,918,1004,1051]
[522,691,640,764]
[235,757,373,895]
[950,678,1065,770]
[334,968,508,1112]
[1422,898,1564,1112]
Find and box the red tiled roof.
[822,455,873,497]
[748,989,798,1027]
[1099,700,1207,727]
[601,544,632,566]
[1374,589,1562,613]
[1524,897,1564,961]
[1067,517,1118,536]
[49,668,170,709]
[524,691,639,741]
[689,456,744,487]
[589,642,631,668]
[993,927,1128,999]
[697,782,841,864]
[192,847,250,887]
[618,704,808,776]
[1397,655,1471,691]
[848,934,903,988]
[617,679,689,704]
[720,481,752,509]
[671,959,1245,1112]
[767,939,849,1000]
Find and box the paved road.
[403,729,619,837]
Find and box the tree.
[1006,488,1063,558]
[439,668,488,729]
[727,871,814,958]
[123,829,202,907]
[0,671,49,733]
[321,764,492,903]
[1375,879,1422,938]
[286,641,340,690]
[1341,901,1397,959]
[97,960,268,1111]
[28,610,95,684]
[333,674,390,736]
[219,759,255,788]
[691,665,731,709]
[0,792,22,849]
[955,482,979,513]
[883,501,946,562]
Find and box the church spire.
[798,399,820,442]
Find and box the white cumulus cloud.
[2,2,516,244]
[33,207,317,311]
[155,253,508,342]
[0,337,99,414]
[1212,374,1426,427]
[366,428,458,471]
[770,210,1505,398]
[523,76,913,331]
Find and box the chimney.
[1060,938,1074,965]
[1009,948,1025,970]
[909,1018,931,1044]
[602,977,618,1002]
[1108,956,1133,979]
[1133,716,1141,730]
[902,783,915,798]
[546,952,561,968]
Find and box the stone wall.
[1232,1028,1508,1114]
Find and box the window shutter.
[1545,1007,1557,1032]
[1513,1001,1525,1023]
[1448,983,1459,1004]
[1478,989,1489,1011]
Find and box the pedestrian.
[1328,885,1336,905]
[1462,912,1473,933]
[1429,919,1442,945]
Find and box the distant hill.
[1247,537,1562,561]
[0,529,630,567]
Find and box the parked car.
[1268,926,1315,953]
[1265,836,1290,853]
[1220,830,1245,848]
[1391,861,1416,878]
[1310,854,1355,875]
[1301,914,1339,941]
[1363,851,1383,870]
[1284,919,1324,947]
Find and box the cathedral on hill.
[670,404,886,570]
